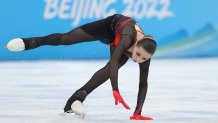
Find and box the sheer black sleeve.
[134,59,151,114]
[109,34,133,91]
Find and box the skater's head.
[132,35,157,63]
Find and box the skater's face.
[132,45,152,63]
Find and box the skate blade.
[73,111,85,119]
[59,112,85,119]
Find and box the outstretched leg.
[7,19,113,51]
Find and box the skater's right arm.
[109,24,135,91]
[109,24,135,109]
[109,34,133,110]
[109,34,133,91]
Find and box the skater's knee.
[59,33,74,45]
[104,63,110,71]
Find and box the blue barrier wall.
[0,0,218,60]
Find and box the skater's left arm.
[130,59,153,120]
[134,59,151,114]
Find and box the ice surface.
[0,58,218,123]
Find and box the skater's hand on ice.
[112,90,130,109]
[130,113,153,120]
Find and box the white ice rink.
[0,58,218,123]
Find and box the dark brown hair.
[136,35,157,54]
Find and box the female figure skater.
[7,14,157,120]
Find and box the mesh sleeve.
[109,34,133,90]
[134,59,151,114]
